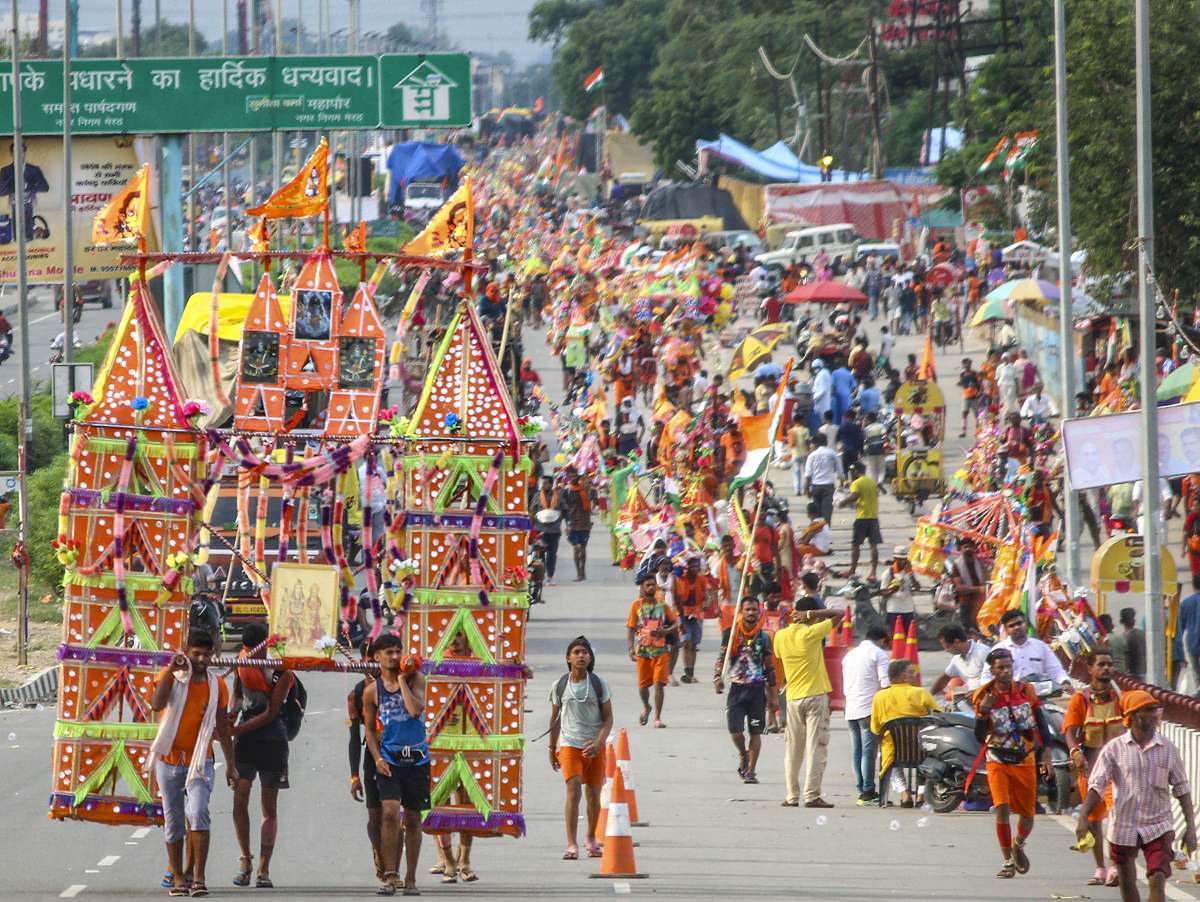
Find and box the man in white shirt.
[1019,381,1059,423]
[841,625,891,804]
[995,351,1019,415]
[749,263,771,292]
[981,609,1072,691]
[930,625,991,696]
[802,433,843,526]
[810,359,833,430]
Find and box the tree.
[528,0,601,45]
[81,22,206,58]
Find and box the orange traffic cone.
[615,728,646,826]
[890,615,905,660]
[595,737,617,838]
[841,605,854,646]
[588,768,647,879]
[905,619,920,679]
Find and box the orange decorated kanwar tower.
[395,301,531,836]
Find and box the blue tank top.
[376,676,428,767]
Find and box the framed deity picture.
[268,562,340,657]
[338,336,378,389]
[294,289,334,340]
[240,330,280,383]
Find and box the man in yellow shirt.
[870,658,940,807]
[772,600,843,808]
[840,461,881,580]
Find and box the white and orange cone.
[615,727,647,826]
[595,736,617,839]
[588,768,647,879]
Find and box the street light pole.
[63,0,74,365]
[10,0,32,666]
[1134,0,1164,686]
[1052,0,1078,586]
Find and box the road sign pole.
[63,0,74,364]
[161,135,185,337]
[10,0,32,666]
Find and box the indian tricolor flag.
[583,65,605,93]
[729,358,794,494]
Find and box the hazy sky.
[20,0,550,66]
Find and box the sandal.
[401,883,421,897]
[562,848,579,860]
[168,887,189,898]
[459,865,479,882]
[654,720,666,728]
[1105,867,1119,887]
[233,856,253,887]
[255,875,274,888]
[428,865,445,876]
[377,873,398,896]
[1012,840,1030,874]
[996,862,1016,879]
[638,709,650,726]
[743,771,758,784]
[585,841,602,859]
[1087,867,1106,886]
[441,868,457,884]
[189,884,209,897]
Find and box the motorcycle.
[918,678,1073,814]
[0,332,11,364]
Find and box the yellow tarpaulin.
[173,292,293,344]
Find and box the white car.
[754,223,861,272]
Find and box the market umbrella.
[985,278,1059,304]
[1157,361,1195,400]
[783,281,868,305]
[968,295,1010,328]
[726,323,790,380]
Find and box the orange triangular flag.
[343,219,367,254]
[247,137,329,219]
[92,164,150,246]
[401,177,473,258]
[919,333,937,381]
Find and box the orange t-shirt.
[673,572,709,618]
[155,668,229,766]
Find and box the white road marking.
[130,827,151,839]
[60,886,86,898]
[124,841,137,845]
[84,870,99,874]
[96,855,120,867]
[613,882,631,894]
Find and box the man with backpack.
[230,622,299,889]
[549,636,613,860]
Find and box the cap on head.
[893,545,908,558]
[1121,689,1160,720]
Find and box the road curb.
[0,664,58,707]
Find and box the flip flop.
[586,842,602,859]
[638,709,650,726]
[255,875,274,888]
[168,888,189,898]
[459,866,479,882]
[562,848,579,860]
[654,720,666,728]
[189,884,209,898]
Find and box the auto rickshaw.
[892,380,946,514]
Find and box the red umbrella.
[783,281,868,305]
[925,262,961,289]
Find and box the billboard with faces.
[1063,400,1200,490]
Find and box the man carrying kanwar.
[1077,690,1197,902]
[972,646,1053,880]
[1062,648,1123,887]
[713,595,778,785]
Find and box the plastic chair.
[877,716,926,808]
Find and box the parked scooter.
[918,677,1072,814]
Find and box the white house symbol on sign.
[393,60,457,122]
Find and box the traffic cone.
[588,768,648,879]
[615,728,647,826]
[595,737,617,838]
[840,605,854,646]
[905,619,921,680]
[890,615,905,660]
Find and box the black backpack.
[283,675,308,741]
[551,672,605,710]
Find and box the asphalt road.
[0,285,120,399]
[1,305,1196,900]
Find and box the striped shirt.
[1088,731,1191,846]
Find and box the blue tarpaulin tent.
[695,133,867,183]
[385,141,466,206]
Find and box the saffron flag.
[92,164,150,246]
[729,358,794,494]
[977,136,1011,175]
[401,177,474,258]
[247,217,270,254]
[583,65,605,93]
[343,219,367,254]
[918,334,937,381]
[247,137,329,219]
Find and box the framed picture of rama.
[268,562,341,656]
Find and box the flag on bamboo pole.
[918,333,936,381]
[247,217,270,253]
[729,358,794,494]
[246,137,329,219]
[1018,547,1038,622]
[583,65,605,93]
[343,219,367,254]
[977,136,1011,175]
[401,177,474,258]
[92,164,150,245]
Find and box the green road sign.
[0,55,387,135]
[378,54,472,128]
